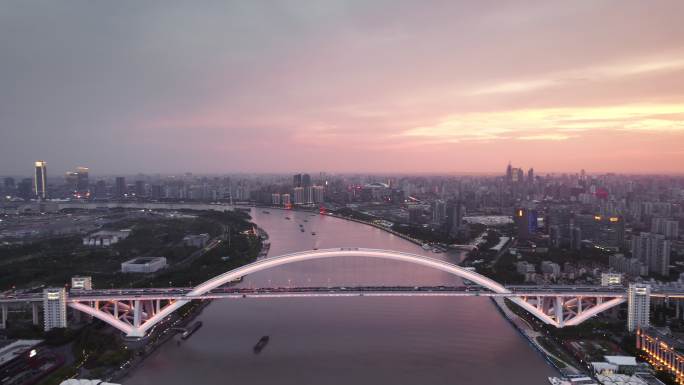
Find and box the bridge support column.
[133,301,141,328]
[555,297,564,327]
[1,304,7,329]
[32,303,39,325]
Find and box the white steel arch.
[69,248,625,337]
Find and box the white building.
[293,187,304,205]
[121,257,167,273]
[601,273,622,286]
[82,229,131,247]
[71,276,92,290]
[43,288,67,331]
[627,283,651,332]
[271,193,281,205]
[183,233,210,248]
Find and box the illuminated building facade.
[637,327,684,384]
[627,283,650,332]
[34,160,47,199]
[43,287,67,331]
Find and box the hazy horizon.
[2,1,684,175]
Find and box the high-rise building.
[293,187,304,204]
[627,283,651,332]
[75,167,89,192]
[313,185,325,203]
[408,204,422,224]
[651,218,679,239]
[302,174,311,187]
[632,232,671,276]
[281,193,291,206]
[293,174,302,188]
[34,161,47,199]
[135,180,146,196]
[304,186,314,204]
[445,199,465,236]
[43,287,67,331]
[271,193,281,205]
[432,199,447,224]
[527,168,534,184]
[514,206,537,240]
[115,177,126,197]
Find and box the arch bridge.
[60,248,627,337]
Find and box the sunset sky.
[1,1,684,175]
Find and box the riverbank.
[491,297,582,377]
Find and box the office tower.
[514,206,537,240]
[516,168,524,184]
[271,193,281,205]
[627,283,651,332]
[115,177,126,196]
[632,232,671,276]
[293,174,302,188]
[43,287,67,331]
[76,167,89,192]
[34,160,47,199]
[505,162,512,183]
[527,168,534,184]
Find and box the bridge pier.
[1,304,7,329]
[32,303,39,326]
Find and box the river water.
[124,209,557,385]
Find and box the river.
[124,209,557,385]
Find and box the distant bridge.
[2,248,672,337]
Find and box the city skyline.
[2,1,684,175]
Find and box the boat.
[311,232,316,235]
[253,335,270,354]
[300,228,305,232]
[303,219,308,222]
[181,321,203,339]
[422,243,431,250]
[285,217,291,220]
[262,210,270,214]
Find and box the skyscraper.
[445,199,465,236]
[115,177,126,197]
[34,160,47,199]
[627,283,651,332]
[302,173,311,187]
[293,174,302,188]
[76,167,89,192]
